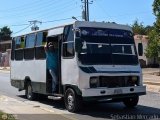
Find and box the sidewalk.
[0,67,10,71]
[142,68,160,93]
[0,67,10,73]
[142,68,160,74]
[0,95,74,120]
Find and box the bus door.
[46,36,62,94]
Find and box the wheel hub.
[27,85,32,99]
[68,94,74,109]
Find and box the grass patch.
[0,111,16,120]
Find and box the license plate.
[114,89,122,94]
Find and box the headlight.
[90,77,99,88]
[132,76,138,82]
[131,76,139,86]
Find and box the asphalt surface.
[0,72,160,120]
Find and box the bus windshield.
[77,27,138,65]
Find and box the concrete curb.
[0,70,10,73]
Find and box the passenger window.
[14,37,24,61]
[35,32,47,59]
[24,34,35,60]
[15,36,25,49]
[36,32,47,46]
[11,38,15,60]
[25,34,36,48]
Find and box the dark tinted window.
[112,45,133,54]
[35,46,46,59]
[11,38,15,60]
[138,43,143,56]
[64,25,74,42]
[77,28,138,65]
[25,34,36,48]
[24,48,34,60]
[15,37,21,49]
[63,42,74,57]
[63,25,74,58]
[15,49,24,60]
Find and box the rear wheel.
[64,88,82,112]
[123,96,139,108]
[25,82,37,100]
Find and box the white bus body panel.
[11,60,46,82]
[47,27,64,37]
[61,57,79,86]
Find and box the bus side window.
[11,38,15,60]
[35,32,47,59]
[63,25,75,58]
[24,34,36,60]
[15,37,24,61]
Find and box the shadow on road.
[17,95,160,120]
[75,103,160,120]
[17,95,65,110]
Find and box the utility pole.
[28,20,42,31]
[81,0,93,21]
[86,0,89,21]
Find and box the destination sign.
[80,27,132,38]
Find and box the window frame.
[138,43,143,56]
[14,36,24,61]
[62,25,75,59]
[24,34,36,60]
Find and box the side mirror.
[75,38,83,53]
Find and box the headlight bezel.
[90,77,99,88]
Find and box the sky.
[0,0,155,36]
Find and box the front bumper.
[82,86,146,101]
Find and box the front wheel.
[64,88,82,112]
[123,96,139,108]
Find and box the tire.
[64,88,82,112]
[123,96,139,108]
[25,82,36,100]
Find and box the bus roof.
[12,21,132,38]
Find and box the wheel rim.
[27,85,32,99]
[67,93,74,110]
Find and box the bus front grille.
[99,76,136,88]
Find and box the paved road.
[0,72,160,120]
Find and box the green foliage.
[153,0,160,16]
[0,111,15,120]
[131,20,147,35]
[145,29,159,59]
[0,26,12,41]
[144,0,160,61]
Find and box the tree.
[0,26,12,41]
[131,19,146,35]
[145,29,160,64]
[145,0,160,64]
[153,0,160,30]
